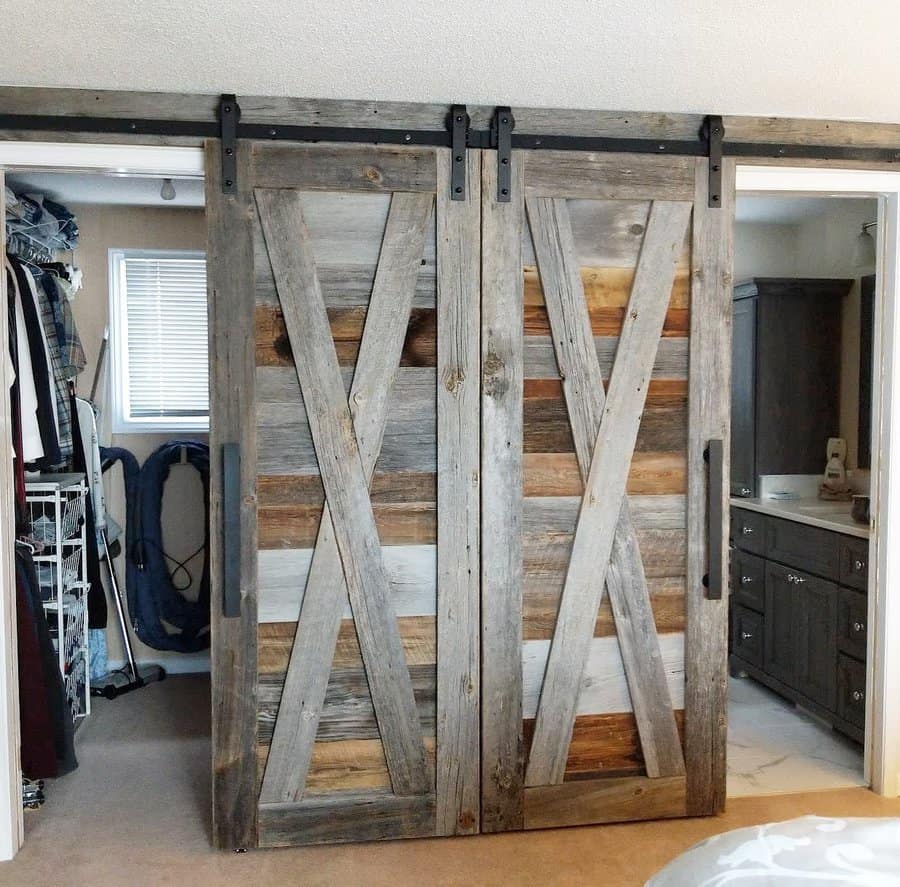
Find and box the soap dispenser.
[822,437,848,493]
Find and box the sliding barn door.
[207,140,481,848]
[480,151,734,831]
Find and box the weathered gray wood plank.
[252,142,436,192]
[685,158,735,816]
[524,152,695,201]
[205,140,259,850]
[480,150,526,832]
[527,196,685,779]
[434,149,482,836]
[525,200,692,787]
[256,188,430,798]
[258,792,436,847]
[523,335,687,380]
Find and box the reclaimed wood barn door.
[206,139,481,848]
[480,150,735,831]
[207,136,733,849]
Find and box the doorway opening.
[727,165,900,801]
[1,144,213,860]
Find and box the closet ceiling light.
[160,178,176,201]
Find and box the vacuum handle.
[703,439,725,601]
[222,442,242,618]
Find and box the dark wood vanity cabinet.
[730,278,852,497]
[730,506,867,741]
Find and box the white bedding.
[647,816,900,886]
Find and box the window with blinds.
[109,249,209,432]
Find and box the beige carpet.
[3,674,900,887]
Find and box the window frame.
[108,247,210,434]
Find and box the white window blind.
[109,249,209,432]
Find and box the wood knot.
[363,165,383,184]
[443,367,465,394]
[482,350,507,397]
[630,223,645,235]
[458,810,476,830]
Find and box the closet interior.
[5,168,212,834]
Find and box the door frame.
[0,140,205,860]
[1,93,900,859]
[735,164,900,797]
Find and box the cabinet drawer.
[839,537,869,591]
[730,550,766,612]
[837,654,867,730]
[766,516,839,580]
[732,605,764,669]
[838,588,867,660]
[731,508,766,556]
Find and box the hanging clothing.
[8,265,43,463]
[42,268,86,379]
[15,549,77,779]
[9,258,62,467]
[21,263,72,463]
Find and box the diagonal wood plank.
[256,188,430,798]
[435,149,482,835]
[259,191,434,804]
[524,199,692,787]
[526,196,685,780]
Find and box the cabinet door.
[795,572,839,711]
[731,605,764,669]
[764,562,796,686]
[730,296,756,497]
[730,549,765,612]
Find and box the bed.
[647,816,900,885]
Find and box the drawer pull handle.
[853,620,865,633]
[740,575,753,585]
[741,526,754,535]
[852,690,865,703]
[740,487,752,496]
[787,573,806,584]
[740,631,753,641]
[854,559,865,572]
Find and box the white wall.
[69,204,210,673]
[735,199,878,470]
[3,3,900,123]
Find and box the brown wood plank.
[524,303,688,337]
[259,617,437,676]
[523,265,690,310]
[258,501,436,549]
[523,775,687,830]
[206,139,259,850]
[523,582,686,641]
[524,151,695,201]
[480,150,526,833]
[434,149,482,836]
[256,188,430,800]
[257,471,436,507]
[523,712,686,780]
[256,305,436,368]
[252,142,437,192]
[524,452,687,497]
[525,200,692,787]
[258,737,436,796]
[684,158,735,816]
[524,390,687,456]
[258,793,436,848]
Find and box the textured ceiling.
[3,1,900,123]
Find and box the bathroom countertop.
[730,496,870,539]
